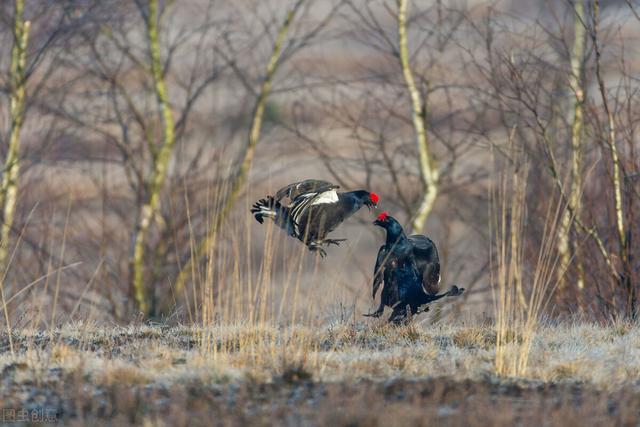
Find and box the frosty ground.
[1,320,639,426]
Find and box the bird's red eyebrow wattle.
[370,192,379,203]
[377,211,388,221]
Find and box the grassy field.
[1,320,639,426]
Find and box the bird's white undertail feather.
[310,189,339,205]
[258,206,276,218]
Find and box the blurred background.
[0,0,638,325]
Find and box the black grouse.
[251,179,379,256]
[365,212,464,323]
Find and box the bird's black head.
[361,191,379,210]
[373,211,403,234]
[348,190,379,210]
[373,211,389,227]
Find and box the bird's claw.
[309,246,327,257]
[363,310,383,318]
[324,238,346,247]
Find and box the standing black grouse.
[365,212,464,323]
[251,179,379,256]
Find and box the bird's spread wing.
[408,234,440,294]
[372,245,388,299]
[285,181,340,237]
[274,179,339,203]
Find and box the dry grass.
[1,320,640,425]
[490,140,564,378]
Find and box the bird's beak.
[373,219,383,227]
[365,200,376,211]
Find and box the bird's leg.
[363,302,385,318]
[307,243,327,258]
[317,238,347,247]
[388,303,408,324]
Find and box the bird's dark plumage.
[408,234,441,295]
[251,179,379,256]
[366,212,464,323]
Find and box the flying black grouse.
[251,179,379,256]
[365,212,464,323]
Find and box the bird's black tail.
[446,285,465,297]
[251,196,295,236]
[419,285,465,305]
[251,196,280,224]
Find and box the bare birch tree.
[592,0,633,318]
[556,0,587,291]
[397,0,439,233]
[129,0,177,315]
[0,0,30,283]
